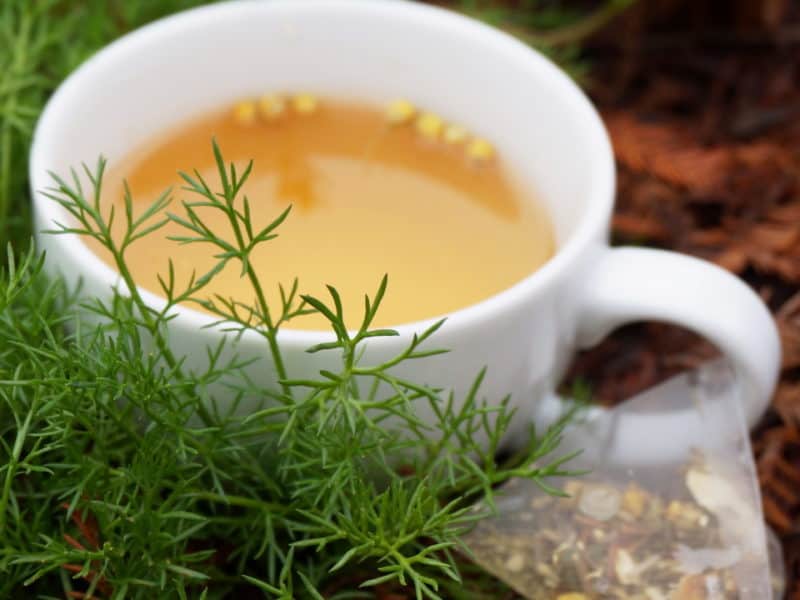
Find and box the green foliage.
[0,142,582,598]
[455,0,638,81]
[0,1,622,597]
[0,0,223,253]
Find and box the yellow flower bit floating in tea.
[467,137,495,162]
[232,99,257,125]
[443,123,468,145]
[258,94,286,120]
[292,93,319,114]
[557,594,591,600]
[385,99,416,124]
[415,112,443,140]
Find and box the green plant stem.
[524,0,638,47]
[0,395,39,535]
[190,491,287,514]
[106,223,219,430]
[216,168,292,400]
[245,260,291,399]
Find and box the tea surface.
[94,98,554,329]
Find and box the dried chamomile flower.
[292,93,319,114]
[466,137,495,161]
[665,500,710,529]
[534,562,559,588]
[578,483,621,521]
[385,99,416,124]
[232,99,257,125]
[562,479,583,498]
[614,549,661,588]
[504,552,525,573]
[443,123,468,144]
[557,594,591,600]
[258,94,286,120]
[621,483,648,518]
[416,112,444,140]
[686,467,763,551]
[686,468,754,523]
[644,587,668,600]
[674,572,726,600]
[614,548,639,585]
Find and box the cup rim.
[30,0,615,344]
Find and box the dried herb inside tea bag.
[462,361,783,600]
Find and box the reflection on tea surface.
[94,98,554,329]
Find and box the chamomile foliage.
[0,142,581,598]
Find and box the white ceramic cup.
[30,0,780,460]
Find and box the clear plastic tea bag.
[463,360,785,599]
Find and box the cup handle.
[573,246,781,428]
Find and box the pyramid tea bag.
[463,360,784,599]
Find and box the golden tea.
[93,97,554,330]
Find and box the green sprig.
[0,139,582,599]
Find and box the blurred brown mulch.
[562,1,800,596]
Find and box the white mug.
[30,0,780,459]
